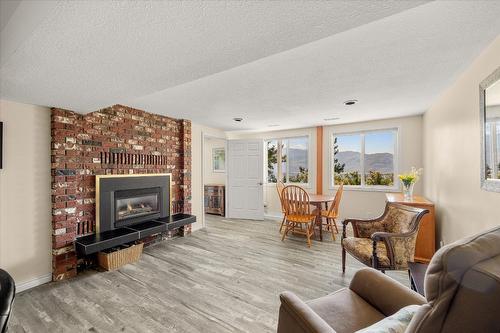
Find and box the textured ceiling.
[0,0,20,31]
[1,1,500,131]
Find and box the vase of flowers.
[398,167,423,200]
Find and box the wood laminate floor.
[9,215,408,333]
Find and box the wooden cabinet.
[204,184,225,216]
[385,193,436,263]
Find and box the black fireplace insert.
[114,187,161,227]
[96,174,170,232]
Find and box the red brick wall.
[51,105,192,281]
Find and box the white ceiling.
[0,0,20,31]
[1,1,500,132]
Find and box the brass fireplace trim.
[95,173,173,233]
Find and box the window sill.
[329,185,400,193]
[265,183,312,189]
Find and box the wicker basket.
[97,243,143,271]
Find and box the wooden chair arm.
[343,217,381,225]
[371,229,421,270]
[342,218,369,239]
[343,217,384,238]
[371,229,419,242]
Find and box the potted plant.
[398,167,423,200]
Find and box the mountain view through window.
[267,137,309,183]
[333,130,396,187]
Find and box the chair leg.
[333,218,339,234]
[342,247,346,273]
[312,220,317,237]
[328,218,336,241]
[279,215,286,233]
[306,223,312,248]
[281,222,290,241]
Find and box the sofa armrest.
[278,291,336,333]
[349,268,426,317]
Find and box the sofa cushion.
[439,254,500,333]
[306,288,385,333]
[342,237,390,267]
[407,226,500,333]
[355,304,420,333]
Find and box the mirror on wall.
[480,67,500,192]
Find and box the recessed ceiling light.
[324,117,340,121]
[268,124,279,127]
[233,117,243,122]
[344,99,358,106]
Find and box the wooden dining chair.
[276,180,286,233]
[319,183,344,240]
[281,185,316,247]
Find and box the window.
[266,136,309,184]
[333,129,397,188]
[212,147,225,172]
[266,140,279,182]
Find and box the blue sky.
[288,137,308,150]
[336,132,395,154]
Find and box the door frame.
[201,132,228,228]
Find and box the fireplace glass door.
[115,188,161,225]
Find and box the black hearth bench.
[75,213,196,256]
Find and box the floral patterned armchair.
[342,203,428,272]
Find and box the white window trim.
[328,127,400,192]
[264,135,312,188]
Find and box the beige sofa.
[277,226,500,333]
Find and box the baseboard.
[16,273,52,293]
[264,213,283,221]
[191,223,203,232]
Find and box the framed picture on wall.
[212,147,225,173]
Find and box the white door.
[227,140,264,220]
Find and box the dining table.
[308,193,336,241]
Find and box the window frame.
[264,135,311,187]
[329,128,400,192]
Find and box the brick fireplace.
[51,105,192,281]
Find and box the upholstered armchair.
[277,226,500,333]
[342,203,428,272]
[0,268,15,333]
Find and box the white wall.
[423,36,500,245]
[0,99,52,289]
[191,122,226,229]
[323,115,423,220]
[203,137,226,185]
